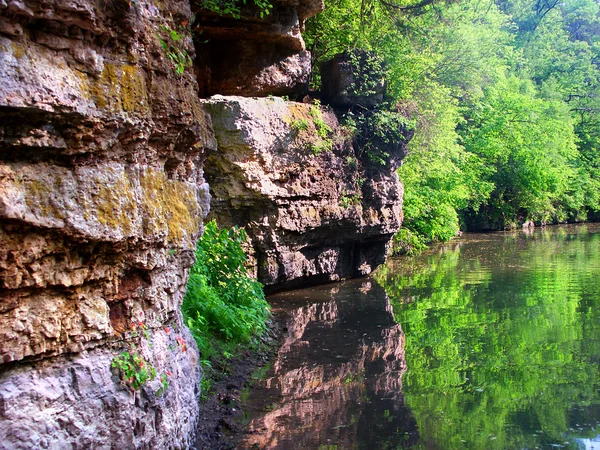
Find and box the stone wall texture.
[0,0,214,446]
[194,0,323,97]
[203,95,409,291]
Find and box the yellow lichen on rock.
[88,63,149,114]
[121,65,149,113]
[139,169,200,244]
[96,172,136,236]
[22,177,64,221]
[10,41,25,60]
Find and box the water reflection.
[240,224,600,449]
[376,224,600,449]
[240,279,418,449]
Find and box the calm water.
[240,224,600,449]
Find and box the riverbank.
[193,319,282,449]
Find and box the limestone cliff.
[0,0,213,447]
[203,95,410,291]
[0,0,411,444]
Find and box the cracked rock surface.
[203,95,409,291]
[0,0,214,446]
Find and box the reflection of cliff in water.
[240,278,419,449]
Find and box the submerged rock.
[0,0,214,446]
[203,95,410,291]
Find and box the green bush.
[344,108,414,166]
[390,228,428,256]
[182,220,270,393]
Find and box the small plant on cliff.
[308,100,334,155]
[197,0,273,19]
[309,101,332,139]
[158,25,192,75]
[111,322,182,396]
[112,350,157,391]
[182,220,271,395]
[291,118,309,132]
[339,193,361,209]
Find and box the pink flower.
[176,336,187,352]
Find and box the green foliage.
[290,118,309,132]
[196,0,273,19]
[345,50,386,98]
[112,351,157,391]
[305,0,600,243]
[156,373,169,397]
[294,101,333,156]
[461,74,579,227]
[157,26,192,75]
[311,139,333,156]
[344,108,414,166]
[111,322,174,396]
[339,193,360,209]
[375,226,600,449]
[308,101,332,139]
[390,227,428,256]
[182,220,270,394]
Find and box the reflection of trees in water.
[375,225,600,450]
[240,280,419,449]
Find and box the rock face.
[203,95,409,291]
[194,0,323,97]
[0,0,214,446]
[321,51,386,109]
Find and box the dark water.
[240,224,600,449]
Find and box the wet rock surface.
[0,0,214,446]
[203,95,408,290]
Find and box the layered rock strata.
[194,0,323,97]
[0,0,214,446]
[203,95,409,291]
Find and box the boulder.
[202,95,409,291]
[194,0,323,97]
[321,50,386,109]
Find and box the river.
[239,224,600,449]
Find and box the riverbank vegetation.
[305,0,600,249]
[182,221,271,394]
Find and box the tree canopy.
[305,0,600,245]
